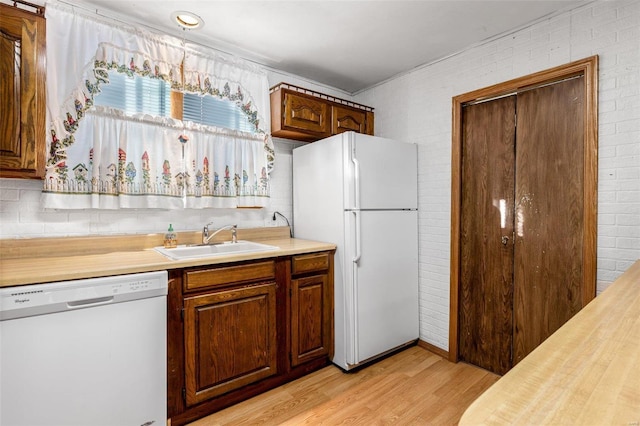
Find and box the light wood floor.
[189,346,500,425]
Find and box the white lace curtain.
[42,2,273,209]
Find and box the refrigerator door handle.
[352,211,361,264]
[350,138,361,210]
[351,210,360,364]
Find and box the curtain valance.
[42,108,270,209]
[183,49,271,135]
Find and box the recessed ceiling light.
[171,11,204,30]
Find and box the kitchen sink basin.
[154,241,279,260]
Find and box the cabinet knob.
[501,236,509,245]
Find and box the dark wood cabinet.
[0,3,46,179]
[270,83,374,142]
[183,282,278,406]
[332,104,367,135]
[279,90,331,138]
[182,260,279,406]
[168,251,335,426]
[290,253,333,366]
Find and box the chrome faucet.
[202,223,237,245]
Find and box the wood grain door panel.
[291,274,332,366]
[459,96,516,375]
[184,282,278,406]
[283,91,330,136]
[0,4,46,178]
[451,57,598,375]
[512,77,585,364]
[332,105,366,134]
[0,30,21,156]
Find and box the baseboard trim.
[417,339,449,359]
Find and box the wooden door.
[451,57,597,375]
[183,282,278,406]
[458,77,590,375]
[459,96,517,375]
[512,76,585,364]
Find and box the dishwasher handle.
[67,296,114,309]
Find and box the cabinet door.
[290,274,332,366]
[183,282,277,406]
[332,105,366,134]
[0,4,46,179]
[282,91,331,136]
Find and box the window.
[183,93,255,133]
[93,71,171,117]
[94,70,256,133]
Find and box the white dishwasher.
[0,271,167,426]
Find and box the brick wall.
[355,0,640,351]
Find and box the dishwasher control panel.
[0,271,168,320]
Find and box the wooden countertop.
[459,260,640,425]
[0,227,336,287]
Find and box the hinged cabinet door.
[183,282,277,406]
[0,4,46,179]
[332,105,366,134]
[282,91,331,136]
[290,274,332,366]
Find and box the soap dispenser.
[164,224,177,248]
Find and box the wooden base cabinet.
[168,251,335,426]
[290,253,333,366]
[183,283,278,406]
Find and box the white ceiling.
[67,0,588,94]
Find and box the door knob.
[501,236,509,245]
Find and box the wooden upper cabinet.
[282,91,331,137]
[0,3,46,179]
[270,83,374,142]
[332,105,366,134]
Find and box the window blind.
[94,71,171,117]
[94,71,256,134]
[183,93,256,133]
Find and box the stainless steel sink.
[154,240,279,260]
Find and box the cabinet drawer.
[292,253,330,275]
[184,261,275,291]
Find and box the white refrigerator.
[293,131,419,371]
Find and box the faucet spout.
[202,223,237,245]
